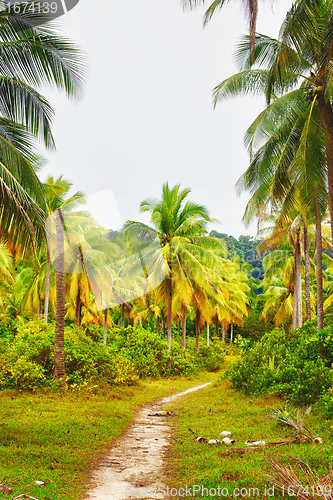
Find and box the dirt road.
[85,382,212,499]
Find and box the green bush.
[226,327,333,406]
[314,389,333,420]
[0,321,225,391]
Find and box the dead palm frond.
[269,405,314,442]
[268,458,333,500]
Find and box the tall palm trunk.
[215,315,219,338]
[44,247,51,323]
[195,308,200,354]
[206,323,210,347]
[75,288,81,327]
[230,323,234,342]
[323,103,333,247]
[103,309,108,347]
[181,302,186,350]
[303,224,311,322]
[167,273,172,352]
[292,231,303,329]
[54,208,66,385]
[314,194,324,331]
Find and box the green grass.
[0,371,218,500]
[164,362,333,499]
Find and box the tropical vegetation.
[4,0,333,498]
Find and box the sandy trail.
[85,382,212,500]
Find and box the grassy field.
[164,365,333,499]
[0,372,218,500]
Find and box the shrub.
[226,327,333,406]
[314,389,333,420]
[0,321,225,390]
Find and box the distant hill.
[210,231,265,280]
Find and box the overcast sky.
[40,0,293,238]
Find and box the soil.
[85,382,212,499]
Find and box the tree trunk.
[44,247,51,323]
[181,302,186,350]
[103,309,108,347]
[292,230,303,329]
[156,317,160,335]
[303,224,311,322]
[195,308,200,354]
[206,323,210,347]
[314,194,324,331]
[121,303,125,328]
[163,320,166,339]
[323,103,333,248]
[222,321,227,342]
[54,208,66,385]
[75,288,81,327]
[230,323,234,342]
[167,274,172,352]
[215,315,219,338]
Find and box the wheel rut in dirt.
[85,382,212,500]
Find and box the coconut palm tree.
[124,183,224,352]
[0,6,85,383]
[0,4,85,248]
[43,176,85,323]
[182,0,275,61]
[213,3,330,329]
[213,0,333,249]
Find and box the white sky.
[40,0,293,238]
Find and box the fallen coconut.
[221,437,235,445]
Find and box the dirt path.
[85,382,212,500]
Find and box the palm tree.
[213,0,333,249]
[182,0,274,61]
[43,176,85,323]
[124,183,221,352]
[0,4,85,247]
[0,6,85,382]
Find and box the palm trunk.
[230,323,234,342]
[195,308,200,354]
[75,288,81,327]
[323,103,333,247]
[103,309,108,347]
[44,247,51,323]
[121,303,125,328]
[222,321,227,343]
[314,194,324,331]
[292,231,303,329]
[181,302,186,350]
[215,315,219,338]
[167,275,172,352]
[206,323,210,347]
[303,224,311,322]
[54,208,66,385]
